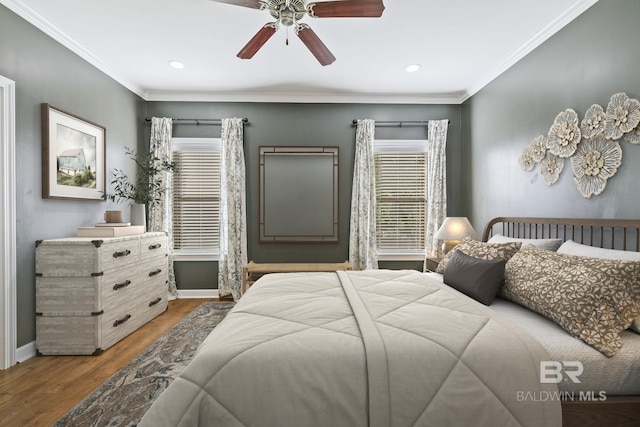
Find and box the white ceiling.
[2,0,598,104]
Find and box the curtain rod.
[351,119,449,127]
[144,117,249,125]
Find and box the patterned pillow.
[502,245,640,357]
[558,240,640,334]
[435,237,521,274]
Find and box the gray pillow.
[443,250,506,306]
[488,234,563,251]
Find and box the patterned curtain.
[426,119,449,257]
[217,118,247,301]
[349,119,378,270]
[148,117,177,297]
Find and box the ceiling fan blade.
[237,24,278,59]
[307,0,385,18]
[296,25,336,66]
[209,0,264,9]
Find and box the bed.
[139,217,640,427]
[478,217,640,427]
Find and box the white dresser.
[35,232,169,355]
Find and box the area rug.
[52,301,235,427]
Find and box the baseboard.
[176,289,219,299]
[16,340,36,363]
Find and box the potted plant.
[102,147,175,229]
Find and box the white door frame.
[0,75,17,370]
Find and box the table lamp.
[435,217,478,254]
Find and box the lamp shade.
[435,217,478,241]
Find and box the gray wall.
[462,0,640,233]
[146,102,463,287]
[1,5,145,346]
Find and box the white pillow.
[558,239,640,261]
[558,239,640,333]
[487,234,563,251]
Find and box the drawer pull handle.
[113,314,131,327]
[113,249,131,258]
[149,269,162,277]
[148,243,162,250]
[113,280,131,291]
[149,297,162,307]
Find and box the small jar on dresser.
[35,232,168,355]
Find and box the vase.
[130,203,146,230]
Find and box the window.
[374,140,428,260]
[171,138,221,260]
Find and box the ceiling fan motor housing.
[269,0,306,26]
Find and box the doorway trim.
[0,75,17,370]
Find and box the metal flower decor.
[529,135,547,162]
[548,109,581,157]
[540,152,564,186]
[624,126,640,144]
[518,145,535,171]
[571,134,622,198]
[581,104,606,139]
[603,92,640,140]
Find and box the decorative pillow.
[558,239,640,261]
[502,245,640,357]
[435,237,521,274]
[443,250,506,305]
[558,240,640,334]
[488,234,563,251]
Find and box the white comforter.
[140,270,561,427]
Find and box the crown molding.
[1,0,147,99]
[143,90,466,105]
[462,0,599,102]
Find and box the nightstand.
[424,256,442,273]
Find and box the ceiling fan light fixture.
[279,8,296,26]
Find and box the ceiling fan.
[210,0,385,66]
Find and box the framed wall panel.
[259,146,339,243]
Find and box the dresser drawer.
[140,234,167,261]
[36,236,140,276]
[36,294,167,355]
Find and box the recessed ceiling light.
[406,64,421,73]
[168,60,185,69]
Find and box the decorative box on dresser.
[35,232,168,355]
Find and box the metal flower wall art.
[547,109,581,157]
[518,91,640,198]
[581,104,606,139]
[571,134,622,198]
[603,92,640,140]
[540,152,564,186]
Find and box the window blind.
[374,152,427,251]
[171,150,220,252]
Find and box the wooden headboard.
[481,217,640,252]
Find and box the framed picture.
[41,104,106,201]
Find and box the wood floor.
[0,299,212,427]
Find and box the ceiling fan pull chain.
[286,26,289,45]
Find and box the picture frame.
[41,104,106,201]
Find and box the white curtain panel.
[148,117,177,297]
[349,119,378,270]
[426,119,449,257]
[218,118,248,301]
